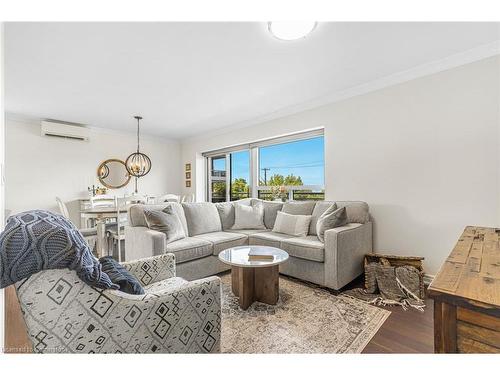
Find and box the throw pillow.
[99,256,144,295]
[272,211,312,237]
[316,205,348,243]
[144,206,186,244]
[231,202,265,230]
[215,202,235,230]
[260,200,284,229]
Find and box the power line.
[262,163,324,170]
[261,160,324,168]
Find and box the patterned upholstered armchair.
[15,254,222,353]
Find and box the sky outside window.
[212,157,226,171]
[258,136,325,186]
[230,151,250,183]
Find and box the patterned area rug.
[220,274,390,353]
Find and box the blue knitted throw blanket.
[0,210,118,290]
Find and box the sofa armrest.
[105,276,222,353]
[324,222,373,290]
[124,226,166,261]
[121,254,176,286]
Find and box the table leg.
[95,219,106,258]
[237,267,255,310]
[231,266,240,296]
[230,266,280,310]
[254,265,279,305]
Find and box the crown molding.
[182,41,500,143]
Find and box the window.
[205,130,324,202]
[230,151,250,201]
[209,156,227,203]
[258,136,324,201]
[207,151,251,203]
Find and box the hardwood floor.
[4,286,31,353]
[362,297,434,353]
[342,277,435,353]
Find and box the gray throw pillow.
[215,202,235,230]
[316,205,348,243]
[144,206,186,244]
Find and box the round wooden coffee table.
[218,245,289,310]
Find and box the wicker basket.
[364,253,425,299]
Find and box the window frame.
[204,129,325,202]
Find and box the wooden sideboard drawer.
[457,320,500,352]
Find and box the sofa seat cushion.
[248,231,294,248]
[225,228,270,236]
[194,231,248,255]
[144,277,188,293]
[281,236,325,263]
[165,237,213,264]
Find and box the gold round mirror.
[97,159,131,189]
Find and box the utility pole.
[261,168,270,185]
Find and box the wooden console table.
[428,226,500,353]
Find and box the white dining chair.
[55,197,97,250]
[107,194,146,261]
[156,194,180,203]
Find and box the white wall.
[5,117,182,226]
[181,56,500,275]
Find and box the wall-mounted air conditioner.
[41,120,90,141]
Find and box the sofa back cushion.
[215,202,235,230]
[260,200,284,229]
[214,198,253,230]
[128,203,188,234]
[182,202,222,236]
[282,201,316,216]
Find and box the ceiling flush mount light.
[125,115,152,193]
[268,21,317,41]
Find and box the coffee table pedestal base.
[231,265,279,310]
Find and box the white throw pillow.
[231,202,265,230]
[272,211,312,237]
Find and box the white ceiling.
[5,22,500,139]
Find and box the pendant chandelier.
[125,116,152,192]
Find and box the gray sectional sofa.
[125,199,372,290]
